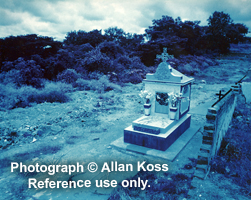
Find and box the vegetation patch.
[210,101,251,195]
[108,170,192,200]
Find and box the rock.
[31,138,37,143]
[36,130,44,136]
[23,132,32,137]
[201,62,209,69]
[50,125,62,133]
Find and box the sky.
[0,0,251,41]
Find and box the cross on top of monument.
[157,48,174,62]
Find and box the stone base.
[132,114,175,134]
[124,114,191,151]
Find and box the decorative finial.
[156,48,173,62]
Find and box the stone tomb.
[124,48,194,151]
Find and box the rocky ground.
[0,44,250,199]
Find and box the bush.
[57,69,80,84]
[19,60,44,88]
[1,59,44,88]
[0,70,22,86]
[166,55,218,76]
[82,48,115,73]
[99,41,125,59]
[122,69,144,84]
[0,82,72,110]
[87,71,104,80]
[75,76,121,93]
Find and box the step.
[200,144,211,153]
[196,164,208,173]
[194,170,206,179]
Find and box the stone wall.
[194,89,238,179]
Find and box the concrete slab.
[111,121,200,161]
[124,114,191,151]
[189,100,215,115]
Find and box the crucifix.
[156,47,174,62]
[216,90,224,100]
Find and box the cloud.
[0,0,250,41]
[0,8,22,26]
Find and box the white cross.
[156,48,173,62]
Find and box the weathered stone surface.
[200,143,211,152]
[206,113,216,120]
[197,156,208,165]
[204,123,215,130]
[196,164,208,173]
[202,135,213,141]
[208,108,217,114]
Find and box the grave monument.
[124,48,194,151]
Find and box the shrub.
[0,70,22,86]
[57,69,80,84]
[178,63,199,76]
[122,69,144,84]
[0,82,72,110]
[115,55,132,66]
[0,84,37,110]
[166,54,218,76]
[78,43,94,52]
[1,61,14,72]
[87,71,104,80]
[75,76,121,93]
[1,59,44,88]
[75,79,91,90]
[99,41,125,59]
[18,60,44,88]
[82,48,115,73]
[27,90,69,104]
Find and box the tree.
[227,23,249,44]
[139,15,205,65]
[104,27,126,42]
[206,11,248,53]
[99,41,125,59]
[145,16,176,41]
[206,11,232,53]
[0,34,62,68]
[64,30,105,47]
[104,27,144,52]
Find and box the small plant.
[168,92,184,107]
[139,90,154,104]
